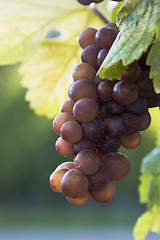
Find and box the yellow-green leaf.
[0,0,104,65]
[138,174,149,204]
[133,205,160,240]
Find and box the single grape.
[61,169,89,199]
[75,149,101,175]
[72,63,96,82]
[95,27,117,49]
[81,118,104,143]
[102,152,130,181]
[73,98,99,123]
[97,49,109,66]
[49,168,68,193]
[105,22,119,34]
[73,138,96,156]
[122,112,140,133]
[79,27,97,49]
[81,45,100,70]
[121,62,141,82]
[66,191,90,205]
[60,121,83,143]
[88,166,111,190]
[138,111,151,131]
[104,116,126,137]
[56,137,74,158]
[77,0,93,5]
[55,162,75,171]
[90,181,115,203]
[68,79,97,102]
[53,112,75,135]
[98,80,115,102]
[61,100,74,114]
[113,80,139,105]
[105,101,125,115]
[98,135,121,153]
[120,132,141,149]
[126,97,147,115]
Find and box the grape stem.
[92,7,109,25]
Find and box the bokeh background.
[0,64,159,239]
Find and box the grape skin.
[56,137,74,158]
[81,45,100,70]
[75,149,101,175]
[73,98,99,123]
[73,138,96,156]
[53,112,75,135]
[61,100,74,114]
[79,27,97,49]
[49,169,68,193]
[90,181,116,203]
[55,162,75,171]
[60,121,83,143]
[61,169,89,199]
[66,191,90,205]
[72,63,96,82]
[120,132,141,150]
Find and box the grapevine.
[49,0,160,208]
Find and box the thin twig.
[92,7,109,25]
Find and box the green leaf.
[133,205,160,240]
[141,147,160,175]
[147,23,160,92]
[110,1,124,23]
[138,174,149,204]
[0,0,103,65]
[147,175,160,210]
[99,0,160,80]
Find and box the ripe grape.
[56,137,74,158]
[98,135,121,153]
[79,27,97,49]
[98,80,115,102]
[81,118,104,143]
[104,116,126,137]
[113,80,139,105]
[94,75,103,86]
[121,62,141,82]
[53,112,75,135]
[73,138,96,155]
[49,168,68,193]
[73,98,99,122]
[126,97,147,115]
[75,149,101,175]
[61,169,89,199]
[138,111,151,131]
[95,27,117,49]
[88,166,111,190]
[66,191,90,205]
[60,121,83,143]
[81,45,100,70]
[97,49,109,66]
[68,79,97,102]
[120,132,141,149]
[105,101,125,115]
[147,93,160,108]
[102,152,130,181]
[90,181,116,203]
[72,63,96,82]
[136,71,155,98]
[105,22,119,34]
[61,100,74,114]
[77,0,93,5]
[55,162,75,171]
[122,112,140,133]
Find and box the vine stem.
[92,7,109,25]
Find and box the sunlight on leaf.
[99,0,160,80]
[133,205,160,240]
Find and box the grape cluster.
[77,0,122,6]
[49,22,160,205]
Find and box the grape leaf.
[20,10,103,118]
[147,175,160,210]
[147,23,160,92]
[138,174,149,204]
[0,0,103,65]
[133,205,160,240]
[99,0,160,80]
[141,147,160,175]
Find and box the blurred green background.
[0,64,159,239]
